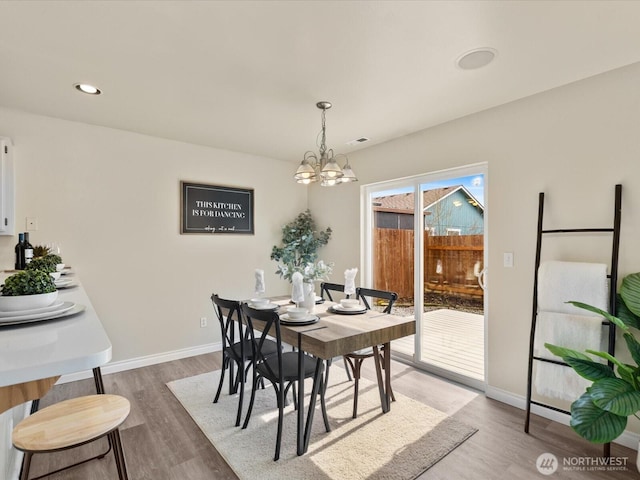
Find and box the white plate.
[280,313,319,323]
[249,302,279,310]
[54,279,74,288]
[0,302,78,324]
[0,300,66,318]
[289,296,324,304]
[332,304,367,313]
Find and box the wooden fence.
[373,228,484,300]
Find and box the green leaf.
[617,294,640,329]
[586,350,634,376]
[621,273,640,318]
[570,392,627,443]
[624,332,640,367]
[544,343,591,361]
[564,357,616,382]
[566,301,628,330]
[588,378,640,416]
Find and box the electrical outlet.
[26,217,38,231]
[200,317,207,328]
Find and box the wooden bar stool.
[12,394,130,480]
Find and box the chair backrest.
[241,304,284,382]
[320,282,349,301]
[211,294,244,351]
[356,287,398,314]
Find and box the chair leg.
[242,374,260,429]
[274,386,284,461]
[235,362,245,427]
[19,452,33,480]
[343,356,353,381]
[320,376,330,432]
[213,356,228,403]
[110,428,129,480]
[323,358,332,396]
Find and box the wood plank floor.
[24,353,638,479]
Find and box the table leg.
[383,342,391,411]
[303,358,323,453]
[372,345,388,413]
[297,333,304,455]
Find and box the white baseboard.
[485,385,639,451]
[58,342,222,384]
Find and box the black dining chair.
[319,282,353,383]
[343,287,398,418]
[241,303,330,461]
[211,293,277,427]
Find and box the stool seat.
[12,394,130,480]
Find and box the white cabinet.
[0,137,14,236]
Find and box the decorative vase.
[300,281,316,313]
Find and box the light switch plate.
[503,252,514,268]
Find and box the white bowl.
[50,272,62,281]
[286,307,309,320]
[0,291,59,312]
[250,297,269,307]
[56,263,66,272]
[340,299,360,309]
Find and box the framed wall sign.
[181,181,254,234]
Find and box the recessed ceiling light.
[456,48,497,70]
[74,83,102,95]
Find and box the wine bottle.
[23,232,34,266]
[14,232,25,270]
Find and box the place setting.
[279,306,319,326]
[280,272,320,325]
[327,298,367,315]
[327,268,366,315]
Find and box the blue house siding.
[424,189,484,235]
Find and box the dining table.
[260,296,416,456]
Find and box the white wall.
[310,62,640,433]
[0,108,306,362]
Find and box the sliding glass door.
[363,164,487,390]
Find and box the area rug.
[167,367,477,480]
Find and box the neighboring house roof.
[372,185,484,213]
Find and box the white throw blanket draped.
[534,261,608,401]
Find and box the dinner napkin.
[291,271,304,304]
[254,269,265,295]
[344,268,358,296]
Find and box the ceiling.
[1,1,640,164]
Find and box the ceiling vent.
[346,137,370,146]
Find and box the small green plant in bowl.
[26,254,62,274]
[0,270,58,311]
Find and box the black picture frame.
[181,181,254,234]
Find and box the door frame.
[361,162,488,391]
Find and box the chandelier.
[294,101,357,186]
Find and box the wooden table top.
[269,298,416,359]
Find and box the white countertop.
[0,276,112,387]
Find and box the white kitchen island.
[0,277,112,480]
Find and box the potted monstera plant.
[545,272,640,444]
